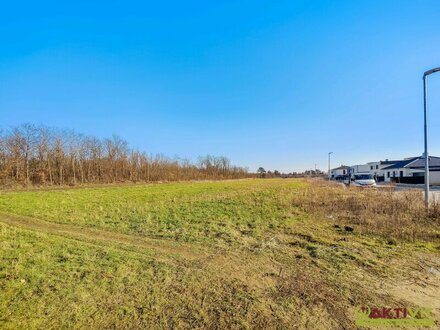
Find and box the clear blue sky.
[1,0,440,172]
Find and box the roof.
[382,157,418,170]
[331,165,350,171]
[407,156,440,169]
[380,159,401,165]
[382,156,440,170]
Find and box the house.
[381,156,440,184]
[342,156,440,185]
[329,165,350,179]
[350,160,401,182]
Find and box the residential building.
[381,156,440,184]
[334,156,440,185]
[329,165,350,179]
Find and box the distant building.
[345,156,440,185]
[381,156,440,184]
[350,160,400,182]
[329,165,350,179]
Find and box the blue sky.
[1,0,440,172]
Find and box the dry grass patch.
[293,179,440,242]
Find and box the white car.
[347,174,377,187]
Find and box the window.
[387,172,390,178]
[370,166,373,170]
[376,165,379,169]
[343,170,346,174]
[400,171,403,177]
[354,174,373,180]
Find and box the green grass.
[0,180,308,245]
[0,223,271,329]
[0,179,438,329]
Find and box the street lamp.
[423,67,440,207]
[328,152,333,180]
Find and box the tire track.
[0,213,206,261]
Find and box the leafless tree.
[0,124,250,186]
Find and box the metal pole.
[328,152,333,180]
[423,76,430,207]
[422,67,440,207]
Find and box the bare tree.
[0,124,250,186]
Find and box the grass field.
[1,179,439,329]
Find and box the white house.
[344,156,440,185]
[350,163,372,174]
[381,156,440,184]
[350,160,401,182]
[329,165,350,179]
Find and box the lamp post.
[423,67,440,207]
[328,152,333,180]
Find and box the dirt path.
[0,212,207,261]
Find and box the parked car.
[334,175,348,182]
[346,174,376,187]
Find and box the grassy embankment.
[0,179,439,329]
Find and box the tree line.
[0,124,250,186]
[256,167,325,178]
